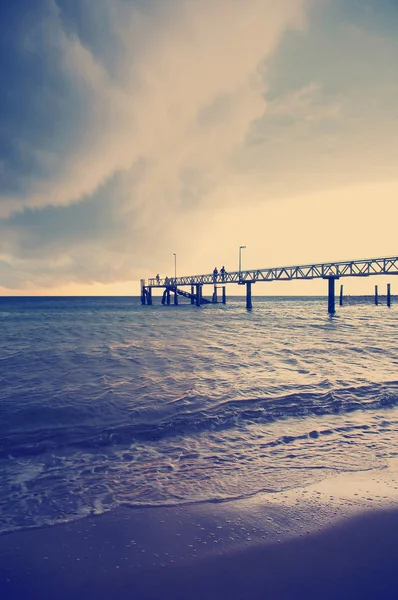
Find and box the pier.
[142,256,398,314]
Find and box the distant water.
[0,296,397,534]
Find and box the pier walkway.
[142,256,398,313]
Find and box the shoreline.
[1,462,398,599]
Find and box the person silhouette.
[213,267,218,282]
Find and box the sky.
[0,0,397,296]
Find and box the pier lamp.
[239,246,246,281]
[173,253,177,281]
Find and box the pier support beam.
[212,285,218,303]
[375,285,379,306]
[174,288,178,305]
[339,284,343,306]
[161,290,166,305]
[195,284,202,307]
[191,285,195,305]
[387,283,391,307]
[166,289,170,305]
[147,287,152,306]
[327,277,338,314]
[222,286,226,304]
[246,281,252,310]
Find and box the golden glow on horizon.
[1,180,397,297]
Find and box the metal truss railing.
[147,256,398,288]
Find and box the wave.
[1,381,397,459]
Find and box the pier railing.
[147,256,398,288]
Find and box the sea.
[0,295,397,535]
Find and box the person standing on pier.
[220,266,226,281]
[156,274,160,284]
[213,267,218,282]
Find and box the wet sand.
[1,462,398,600]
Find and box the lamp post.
[173,253,177,282]
[239,246,246,282]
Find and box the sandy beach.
[1,460,398,600]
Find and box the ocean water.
[0,295,397,534]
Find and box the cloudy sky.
[1,0,397,296]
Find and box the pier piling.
[328,277,336,314]
[195,284,202,307]
[191,285,195,305]
[387,283,391,307]
[246,282,252,310]
[375,285,379,306]
[222,286,226,304]
[212,285,218,303]
[339,284,343,306]
[147,287,152,306]
[166,289,170,305]
[174,288,178,305]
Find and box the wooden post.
[191,285,195,305]
[339,284,343,306]
[222,286,226,304]
[375,285,378,306]
[213,285,218,303]
[166,289,170,305]
[195,284,201,307]
[161,290,166,305]
[174,288,178,305]
[246,281,252,310]
[328,277,336,314]
[147,287,152,306]
[387,283,391,307]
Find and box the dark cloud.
[0,1,101,201]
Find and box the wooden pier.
[142,256,398,314]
